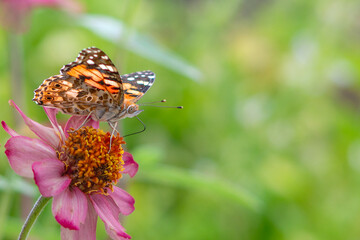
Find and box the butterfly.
[33,47,155,128]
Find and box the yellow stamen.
[60,126,125,194]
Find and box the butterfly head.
[125,104,143,118]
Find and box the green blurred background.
[1,0,360,239]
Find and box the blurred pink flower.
[0,0,82,32]
[2,100,138,240]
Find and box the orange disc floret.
[60,126,125,194]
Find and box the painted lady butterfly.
[33,47,155,126]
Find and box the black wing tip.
[79,47,104,54]
[121,70,156,79]
[144,70,155,75]
[143,70,156,79]
[83,46,99,50]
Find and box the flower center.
[60,126,125,194]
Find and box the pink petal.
[43,106,65,141]
[60,199,97,240]
[52,187,88,230]
[64,115,99,136]
[9,100,60,148]
[43,106,59,126]
[32,158,71,197]
[104,224,132,240]
[2,121,19,137]
[5,136,57,178]
[122,152,138,177]
[90,194,131,239]
[108,187,135,216]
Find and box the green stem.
[18,196,51,240]
[0,186,12,239]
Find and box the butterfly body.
[33,47,155,124]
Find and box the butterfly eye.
[127,106,134,114]
[127,105,138,114]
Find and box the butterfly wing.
[121,70,155,104]
[33,47,124,116]
[61,47,124,105]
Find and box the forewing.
[61,47,124,105]
[33,47,124,116]
[121,70,155,103]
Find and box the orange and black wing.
[121,70,155,104]
[33,47,124,114]
[61,47,124,105]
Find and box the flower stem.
[18,196,51,240]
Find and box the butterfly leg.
[108,121,119,153]
[68,111,93,133]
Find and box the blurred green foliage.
[1,0,360,239]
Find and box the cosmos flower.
[2,100,138,240]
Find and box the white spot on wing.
[107,65,116,72]
[102,55,109,60]
[87,60,95,65]
[99,64,107,70]
[127,89,139,95]
[137,80,144,85]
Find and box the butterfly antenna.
[139,99,167,105]
[142,105,183,108]
[139,99,183,109]
[123,116,146,138]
